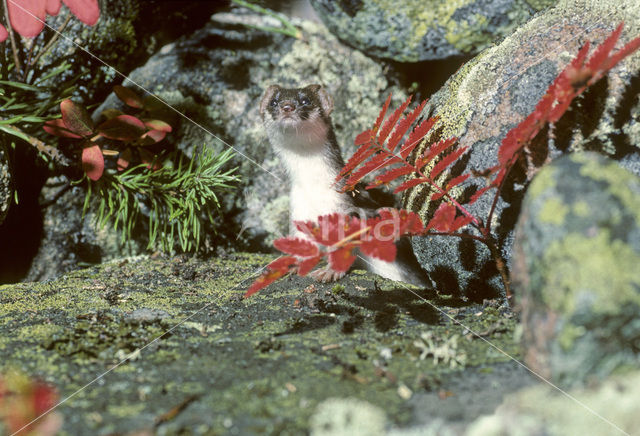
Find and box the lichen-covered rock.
[0,137,11,225]
[310,398,386,436]
[310,0,556,62]
[512,152,640,386]
[97,6,408,251]
[0,254,523,434]
[39,0,223,102]
[466,370,640,435]
[405,0,640,300]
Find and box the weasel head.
[260,84,334,153]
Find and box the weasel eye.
[300,96,310,105]
[270,99,278,107]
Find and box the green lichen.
[538,197,569,225]
[541,231,640,316]
[572,200,590,217]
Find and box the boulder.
[310,0,557,62]
[404,0,640,300]
[512,152,640,386]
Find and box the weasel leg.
[309,267,345,283]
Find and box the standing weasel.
[260,84,431,288]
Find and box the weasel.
[260,84,431,288]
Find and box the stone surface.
[310,0,556,62]
[404,0,640,301]
[97,6,409,251]
[0,253,523,434]
[512,152,640,386]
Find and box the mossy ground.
[1,253,524,434]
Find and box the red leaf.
[386,99,427,152]
[430,174,470,201]
[82,144,104,181]
[143,119,172,133]
[297,255,321,276]
[373,94,393,133]
[338,144,376,181]
[294,213,365,246]
[354,129,373,146]
[97,115,146,141]
[328,247,356,273]
[416,137,457,170]
[429,146,468,180]
[343,152,401,189]
[43,118,82,138]
[113,85,144,109]
[426,202,457,232]
[245,269,287,298]
[400,116,438,159]
[60,99,94,137]
[360,239,397,262]
[585,23,622,72]
[378,95,412,145]
[267,256,298,272]
[0,24,7,42]
[393,177,426,194]
[451,215,474,232]
[62,0,100,26]
[601,35,640,73]
[372,165,414,186]
[138,129,167,145]
[274,237,319,257]
[45,0,61,15]
[117,148,132,171]
[7,0,46,38]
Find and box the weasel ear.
[306,84,333,116]
[260,85,280,118]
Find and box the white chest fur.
[279,149,349,224]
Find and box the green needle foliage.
[86,147,239,252]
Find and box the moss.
[572,200,590,217]
[541,231,640,316]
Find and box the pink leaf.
[82,145,104,181]
[45,0,61,15]
[0,24,8,42]
[113,85,144,109]
[43,118,82,138]
[143,119,172,133]
[62,0,99,25]
[97,115,146,141]
[7,0,46,38]
[138,129,167,145]
[60,99,94,136]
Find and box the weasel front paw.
[309,267,345,283]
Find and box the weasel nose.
[280,101,295,112]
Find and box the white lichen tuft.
[414,331,467,369]
[309,397,386,436]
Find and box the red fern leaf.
[601,34,640,74]
[297,255,321,276]
[469,185,492,204]
[585,23,623,72]
[451,215,474,232]
[426,202,457,232]
[372,165,414,185]
[360,240,397,262]
[343,152,402,189]
[373,94,393,133]
[245,256,297,297]
[429,146,468,180]
[400,116,438,159]
[338,144,377,180]
[273,237,319,257]
[354,129,374,146]
[387,99,428,152]
[328,246,357,272]
[378,95,412,145]
[430,173,469,201]
[416,137,457,170]
[394,177,427,194]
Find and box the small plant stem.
[3,0,23,75]
[487,238,512,302]
[0,122,73,168]
[231,0,302,39]
[31,14,71,68]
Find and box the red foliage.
[44,87,174,181]
[2,0,99,40]
[247,23,640,298]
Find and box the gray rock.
[512,152,640,387]
[310,0,557,62]
[405,0,640,301]
[97,6,408,250]
[0,136,11,225]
